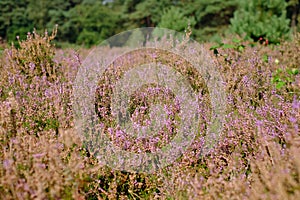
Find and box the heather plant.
[272,32,300,95]
[94,46,210,154]
[0,26,75,135]
[0,27,300,200]
[9,25,59,82]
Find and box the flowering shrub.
[0,29,299,199]
[0,27,75,135]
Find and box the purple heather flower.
[29,62,35,71]
[32,153,46,159]
[256,120,263,127]
[3,159,13,170]
[292,95,300,110]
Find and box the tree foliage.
[0,0,32,41]
[181,0,239,41]
[230,0,291,43]
[63,0,119,46]
[158,6,196,32]
[0,0,298,46]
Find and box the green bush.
[230,0,291,43]
[157,6,196,32]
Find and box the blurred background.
[0,0,299,47]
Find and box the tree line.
[0,0,299,46]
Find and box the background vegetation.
[0,0,299,46]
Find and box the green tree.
[157,6,196,32]
[27,0,50,29]
[63,0,119,46]
[0,0,32,42]
[230,0,291,43]
[286,0,300,32]
[180,0,239,41]
[27,0,83,43]
[121,0,174,28]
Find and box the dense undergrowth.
[0,28,299,199]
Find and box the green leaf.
[276,81,285,89]
[232,38,241,43]
[222,44,235,49]
[287,68,299,75]
[286,77,293,83]
[209,44,220,50]
[237,45,245,52]
[262,54,268,63]
[271,76,279,83]
[275,68,283,74]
